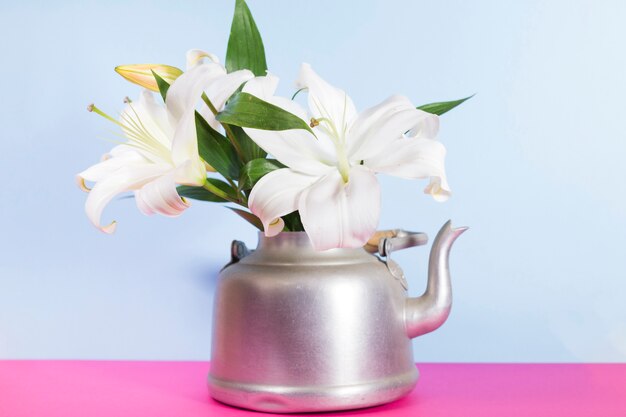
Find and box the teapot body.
[208,232,418,413]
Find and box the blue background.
[1,0,625,362]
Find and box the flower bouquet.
[77,0,468,250]
[77,0,469,412]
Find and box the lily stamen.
[87,103,125,129]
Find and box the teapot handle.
[364,230,428,256]
[221,240,252,271]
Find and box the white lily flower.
[77,90,206,233]
[78,49,256,233]
[166,49,254,131]
[243,64,451,250]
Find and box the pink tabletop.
[0,361,624,416]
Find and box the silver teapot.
[209,220,467,413]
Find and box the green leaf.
[417,95,474,116]
[151,70,170,102]
[226,0,267,76]
[231,125,266,162]
[282,211,304,232]
[177,185,223,202]
[217,92,314,134]
[228,207,263,230]
[177,178,235,203]
[239,158,285,190]
[195,112,241,180]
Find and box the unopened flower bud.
[114,64,183,92]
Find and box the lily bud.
[114,64,183,92]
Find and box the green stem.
[201,93,245,162]
[202,181,243,206]
[226,177,248,204]
[225,177,237,189]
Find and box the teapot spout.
[405,220,468,339]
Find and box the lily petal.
[84,164,169,233]
[407,109,440,139]
[242,73,279,100]
[170,108,206,186]
[242,127,335,176]
[186,49,220,69]
[424,176,451,202]
[166,62,226,124]
[202,69,254,129]
[134,172,190,217]
[296,64,357,135]
[248,168,317,236]
[243,75,336,175]
[348,95,439,161]
[265,218,286,237]
[365,137,451,201]
[298,166,380,250]
[77,145,144,185]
